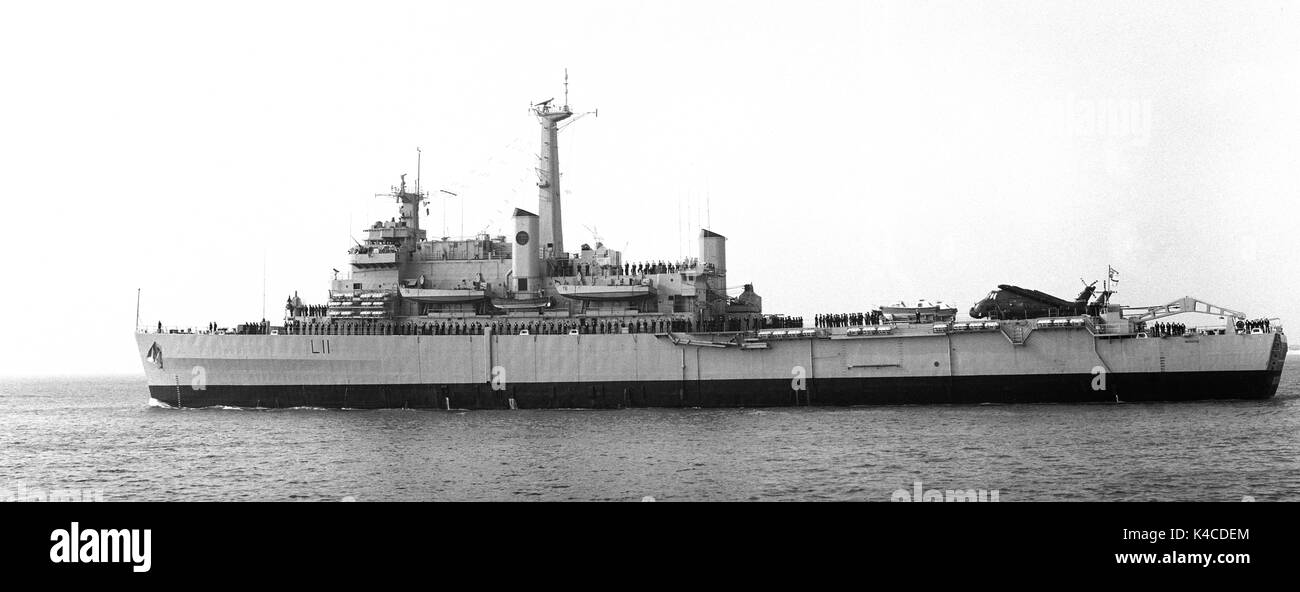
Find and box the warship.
[135,90,1287,409]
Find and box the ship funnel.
[700,229,727,275]
[512,209,541,295]
[699,229,728,317]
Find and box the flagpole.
[1103,265,1109,308]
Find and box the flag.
[1108,266,1119,283]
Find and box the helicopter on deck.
[969,281,1102,320]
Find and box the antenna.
[695,191,701,237]
[688,191,697,259]
[438,189,457,238]
[135,288,141,332]
[416,147,422,195]
[555,70,596,131]
[677,194,683,260]
[559,110,598,131]
[557,110,598,131]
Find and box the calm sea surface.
[3,361,1298,502]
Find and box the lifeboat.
[400,288,487,304]
[554,284,656,301]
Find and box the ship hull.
[136,325,1286,409]
[146,369,1283,409]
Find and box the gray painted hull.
[135,324,1287,408]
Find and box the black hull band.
[149,370,1283,409]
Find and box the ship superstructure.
[308,92,774,337]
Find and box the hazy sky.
[2,1,1297,375]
